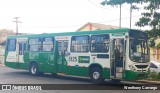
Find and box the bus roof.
[7,28,133,38]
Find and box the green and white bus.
[5,28,150,83]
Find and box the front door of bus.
[111,39,125,79]
[57,40,68,73]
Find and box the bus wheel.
[90,67,104,84]
[111,79,121,83]
[51,73,57,77]
[29,63,39,76]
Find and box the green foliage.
[156,42,160,48]
[147,71,160,80]
[101,0,142,8]
[148,38,155,47]
[101,0,160,39]
[145,29,160,39]
[101,0,142,5]
[157,74,160,80]
[135,0,160,38]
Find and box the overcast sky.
[0,0,147,34]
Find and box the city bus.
[4,28,150,83]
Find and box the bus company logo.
[2,85,11,90]
[78,56,90,63]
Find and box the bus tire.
[111,79,121,83]
[51,73,57,77]
[29,63,40,76]
[90,67,104,84]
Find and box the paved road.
[0,66,159,93]
[0,66,91,84]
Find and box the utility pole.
[130,4,132,29]
[13,17,22,35]
[119,4,121,28]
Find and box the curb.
[135,80,160,84]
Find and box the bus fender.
[88,63,103,75]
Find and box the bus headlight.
[129,65,136,71]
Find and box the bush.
[147,71,159,80]
[157,73,160,80]
[156,42,160,48]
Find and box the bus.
[4,28,150,83]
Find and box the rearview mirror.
[148,40,155,47]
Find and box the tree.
[135,0,160,39]
[101,0,142,28]
[101,0,141,8]
[149,38,155,47]
[101,0,160,39]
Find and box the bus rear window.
[7,39,16,51]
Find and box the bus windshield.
[129,38,150,63]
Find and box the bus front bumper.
[124,70,148,80]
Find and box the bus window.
[19,42,26,55]
[91,34,109,53]
[64,41,68,51]
[7,39,16,51]
[42,37,54,51]
[28,38,41,51]
[71,35,89,52]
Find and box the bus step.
[57,73,66,76]
[111,78,121,80]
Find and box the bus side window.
[7,39,16,51]
[64,42,68,51]
[19,42,26,55]
[19,43,22,55]
[71,35,89,52]
[91,34,109,53]
[42,37,54,52]
[28,38,41,51]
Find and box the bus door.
[110,38,125,79]
[56,40,68,73]
[17,41,26,63]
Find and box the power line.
[20,15,141,29]
[122,6,130,10]
[23,24,82,29]
[87,0,109,9]
[98,15,141,23]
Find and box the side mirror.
[148,39,155,47]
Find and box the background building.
[0,29,14,64]
[76,22,119,31]
[150,37,160,62]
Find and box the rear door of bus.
[56,40,69,73]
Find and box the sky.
[0,0,147,34]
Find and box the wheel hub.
[31,66,37,74]
[93,72,100,80]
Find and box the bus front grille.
[135,65,148,69]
